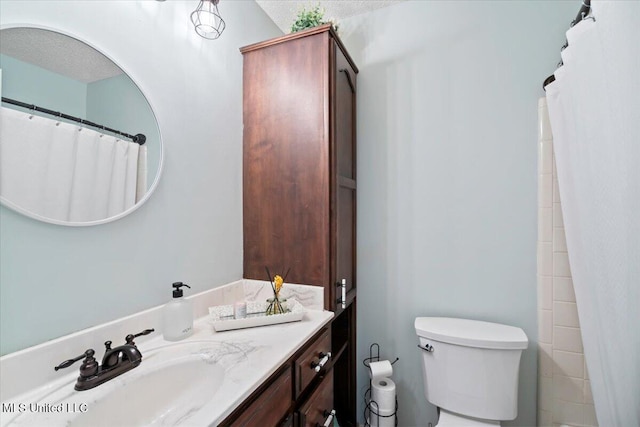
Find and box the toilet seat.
[437,410,501,427]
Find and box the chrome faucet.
[55,329,154,391]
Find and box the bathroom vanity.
[0,280,333,426]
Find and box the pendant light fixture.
[191,0,226,40]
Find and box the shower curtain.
[0,106,140,223]
[545,1,640,426]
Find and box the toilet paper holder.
[363,343,399,373]
[363,343,399,427]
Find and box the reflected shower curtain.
[545,1,640,425]
[0,107,140,223]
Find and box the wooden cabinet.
[241,24,358,425]
[226,365,293,427]
[296,372,334,427]
[241,24,357,315]
[333,42,357,315]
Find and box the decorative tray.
[208,299,306,332]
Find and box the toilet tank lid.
[414,317,528,350]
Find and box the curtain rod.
[543,0,593,90]
[1,97,146,145]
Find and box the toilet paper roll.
[369,360,393,379]
[368,406,395,427]
[370,377,396,426]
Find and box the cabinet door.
[332,42,357,314]
[296,371,334,427]
[243,32,331,289]
[227,366,292,427]
[294,328,331,398]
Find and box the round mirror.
[0,27,162,226]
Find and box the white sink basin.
[5,343,226,427]
[68,357,224,426]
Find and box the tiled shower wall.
[537,99,597,427]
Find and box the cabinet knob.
[316,409,336,427]
[310,352,331,373]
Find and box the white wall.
[0,0,282,355]
[338,1,580,426]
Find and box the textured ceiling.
[0,28,123,84]
[255,0,406,33]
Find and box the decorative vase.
[266,296,287,315]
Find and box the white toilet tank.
[414,317,528,421]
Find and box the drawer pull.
[310,352,332,372]
[336,279,346,309]
[316,409,335,427]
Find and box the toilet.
[414,317,528,426]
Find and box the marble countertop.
[1,295,332,426]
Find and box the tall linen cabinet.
[241,24,358,426]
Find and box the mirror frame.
[0,24,164,227]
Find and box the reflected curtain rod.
[1,97,146,145]
[543,0,592,90]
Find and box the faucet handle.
[54,349,95,371]
[104,340,112,350]
[125,328,155,346]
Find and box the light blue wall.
[0,53,86,116]
[0,1,282,355]
[87,74,161,190]
[338,1,580,426]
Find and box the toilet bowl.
[414,317,528,426]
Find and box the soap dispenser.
[162,282,193,341]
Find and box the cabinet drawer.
[228,365,292,427]
[295,328,331,397]
[297,371,334,427]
